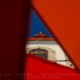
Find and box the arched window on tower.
[29,48,48,59]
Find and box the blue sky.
[28,10,52,38]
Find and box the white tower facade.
[26,32,74,68]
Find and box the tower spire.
[39,29,43,34]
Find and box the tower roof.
[33,33,49,38]
[27,32,55,41]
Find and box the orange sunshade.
[31,0,80,71]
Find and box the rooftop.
[27,32,55,41]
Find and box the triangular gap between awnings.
[30,5,80,73]
[28,10,52,38]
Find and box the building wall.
[26,41,74,68]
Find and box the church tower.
[26,32,74,68]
